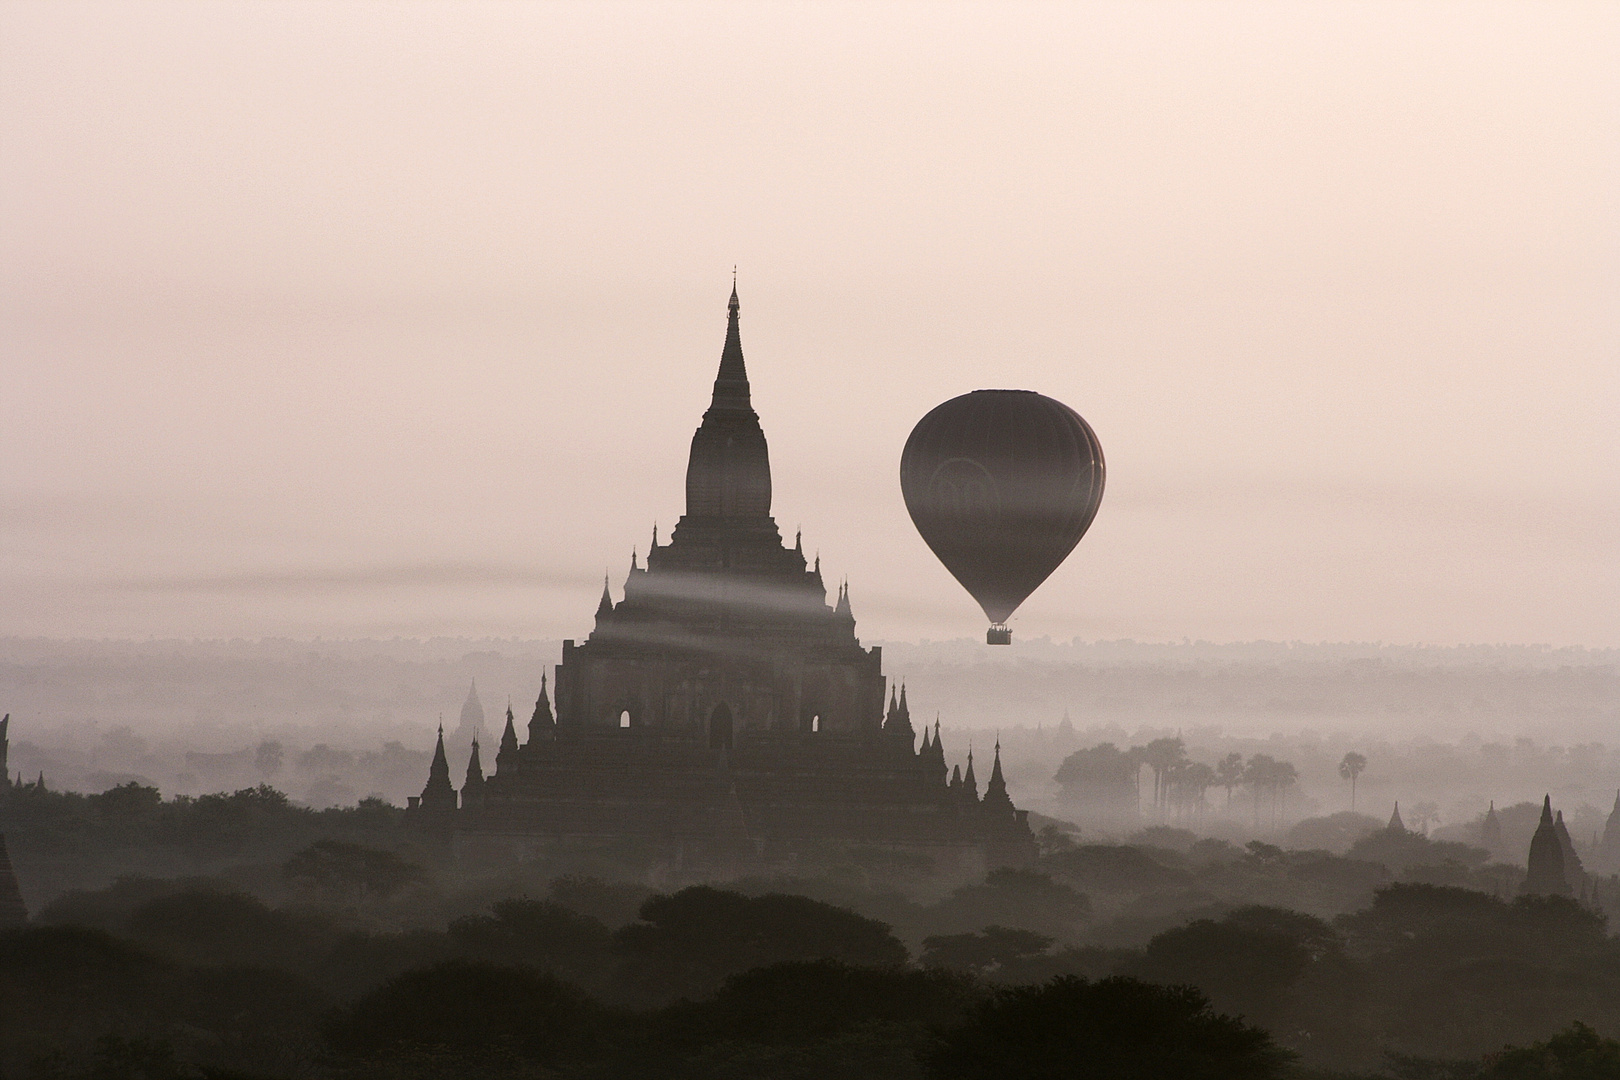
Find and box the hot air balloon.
[900,390,1104,644]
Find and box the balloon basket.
[986,625,1012,645]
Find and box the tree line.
[7,855,1620,1078]
[1055,737,1303,826]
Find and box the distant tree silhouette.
[547,875,654,928]
[1038,844,1193,894]
[691,960,976,1044]
[1339,752,1368,811]
[254,739,285,778]
[614,886,907,1002]
[1127,907,1342,1033]
[1481,1021,1620,1079]
[926,975,1292,1079]
[1216,752,1246,811]
[1243,755,1300,828]
[122,887,312,971]
[448,898,613,987]
[931,869,1091,939]
[282,839,424,899]
[1408,801,1441,836]
[921,926,1056,976]
[325,959,601,1066]
[1053,743,1141,819]
[1141,737,1189,816]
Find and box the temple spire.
[529,673,555,743]
[431,724,448,776]
[1525,794,1570,895]
[419,722,458,813]
[461,736,486,809]
[710,280,751,411]
[983,737,1015,816]
[596,574,614,618]
[684,284,771,518]
[931,718,948,786]
[497,701,519,768]
[456,680,484,745]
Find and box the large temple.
[410,287,1034,875]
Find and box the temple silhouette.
[409,287,1033,873]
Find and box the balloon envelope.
[900,390,1105,627]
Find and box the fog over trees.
[4,635,1618,1077]
[3,636,1612,819]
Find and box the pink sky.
[2,1,1616,645]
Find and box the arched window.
[619,710,631,729]
[811,714,820,733]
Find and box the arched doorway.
[708,702,733,751]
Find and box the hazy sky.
[2,1,1616,646]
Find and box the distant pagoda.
[1523,795,1571,897]
[1480,801,1502,856]
[410,287,1034,875]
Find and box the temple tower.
[418,726,458,814]
[1481,801,1502,856]
[551,286,885,740]
[415,284,1036,873]
[1524,795,1571,896]
[1554,809,1586,892]
[983,741,1016,820]
[461,739,486,810]
[455,680,484,747]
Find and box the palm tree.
[1408,801,1440,835]
[1338,752,1368,811]
[1215,753,1245,813]
[1270,760,1299,827]
[1174,761,1216,823]
[1141,737,1187,816]
[1244,754,1278,829]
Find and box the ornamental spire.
[419,721,458,813]
[498,701,519,766]
[710,279,751,411]
[529,673,555,743]
[596,575,614,618]
[982,737,1015,816]
[462,736,486,809]
[430,723,449,778]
